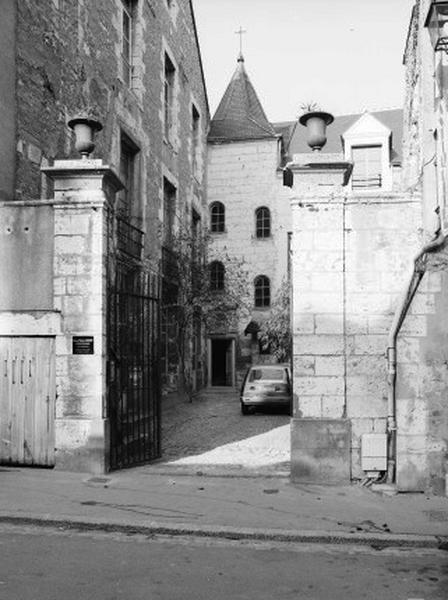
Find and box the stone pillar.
[42,159,122,473]
[289,159,352,483]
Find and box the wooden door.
[0,337,55,466]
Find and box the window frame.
[164,53,176,141]
[191,103,200,173]
[121,0,135,87]
[210,260,225,291]
[118,131,140,220]
[255,206,271,239]
[351,144,383,190]
[254,275,270,308]
[210,202,225,233]
[162,177,176,246]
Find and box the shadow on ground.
[158,388,290,470]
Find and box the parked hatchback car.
[240,364,292,415]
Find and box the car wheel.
[241,402,249,415]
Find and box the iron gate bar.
[107,211,161,470]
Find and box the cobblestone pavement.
[158,388,291,475]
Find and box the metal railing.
[352,174,382,189]
[117,216,144,260]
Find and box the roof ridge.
[247,115,276,136]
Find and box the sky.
[192,0,416,123]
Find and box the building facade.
[286,0,448,494]
[207,55,290,388]
[206,48,448,493]
[206,53,407,407]
[395,0,448,494]
[0,0,209,472]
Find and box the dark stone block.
[290,418,351,483]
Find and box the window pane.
[249,368,286,382]
[192,105,200,170]
[210,203,225,232]
[256,207,270,238]
[210,261,224,290]
[122,1,133,86]
[164,55,175,138]
[163,179,176,244]
[254,275,270,307]
[118,135,139,219]
[352,145,382,189]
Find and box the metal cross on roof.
[235,26,247,55]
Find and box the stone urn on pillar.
[68,113,103,159]
[299,110,334,152]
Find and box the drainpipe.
[386,229,446,483]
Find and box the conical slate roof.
[208,55,277,142]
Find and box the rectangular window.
[118,133,139,220]
[163,178,176,245]
[352,145,382,189]
[191,104,200,171]
[164,54,175,140]
[122,0,135,87]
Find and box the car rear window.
[248,368,286,382]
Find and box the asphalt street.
[1,523,447,600]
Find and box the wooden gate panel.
[0,337,55,466]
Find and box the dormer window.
[342,112,393,192]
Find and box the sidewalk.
[1,465,448,549]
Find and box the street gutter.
[1,514,446,550]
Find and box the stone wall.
[14,0,209,252]
[0,0,16,200]
[291,182,422,478]
[396,252,448,494]
[207,138,291,382]
[0,203,53,310]
[400,0,448,493]
[8,0,210,397]
[52,185,109,473]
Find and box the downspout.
[386,229,446,483]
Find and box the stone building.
[286,0,448,495]
[0,0,209,472]
[206,54,290,388]
[207,52,405,403]
[392,0,448,494]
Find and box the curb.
[136,466,291,479]
[1,514,446,550]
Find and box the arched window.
[254,275,270,308]
[210,202,225,233]
[210,261,225,290]
[255,206,271,238]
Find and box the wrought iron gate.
[107,216,161,469]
